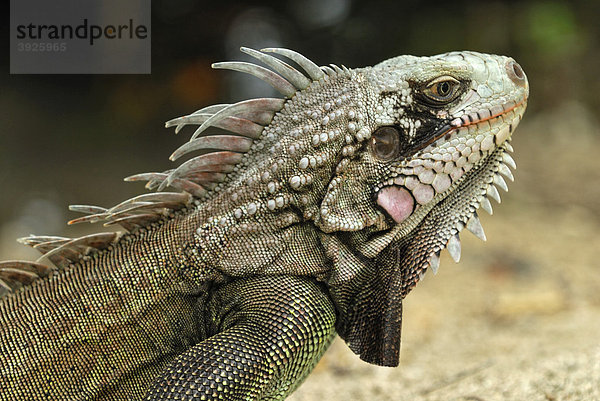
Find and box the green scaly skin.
[0,48,528,400]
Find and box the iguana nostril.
[506,60,526,86]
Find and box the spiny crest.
[0,192,193,297]
[0,233,117,295]
[152,47,329,194]
[67,192,193,230]
[1,47,335,296]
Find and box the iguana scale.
[0,47,528,400]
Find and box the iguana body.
[0,48,528,400]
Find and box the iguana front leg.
[145,276,336,400]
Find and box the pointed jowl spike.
[502,153,517,169]
[429,251,441,274]
[480,197,493,215]
[447,234,461,263]
[487,185,502,203]
[466,213,487,241]
[493,174,509,192]
[498,163,514,182]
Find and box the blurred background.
[1,0,599,399]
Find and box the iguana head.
[318,52,527,237]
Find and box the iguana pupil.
[437,81,451,96]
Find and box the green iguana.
[0,47,528,400]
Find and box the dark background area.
[2,1,600,398]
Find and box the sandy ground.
[290,105,600,400]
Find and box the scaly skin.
[0,48,528,400]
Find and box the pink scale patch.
[376,186,415,224]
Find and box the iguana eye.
[422,76,461,104]
[370,126,400,160]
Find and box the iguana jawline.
[416,97,527,154]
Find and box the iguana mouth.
[413,97,528,155]
[375,98,526,225]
